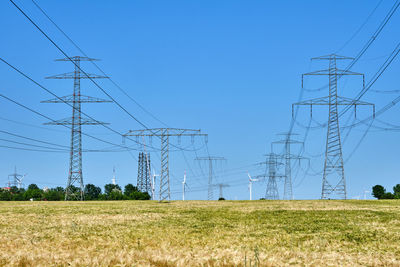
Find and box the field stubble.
[0,200,399,266]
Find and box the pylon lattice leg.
[159,130,170,202]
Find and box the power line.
[9,0,153,132]
[0,57,159,151]
[30,0,169,128]
[0,116,66,133]
[336,0,384,53]
[0,129,68,149]
[0,93,139,151]
[0,144,65,153]
[0,137,67,151]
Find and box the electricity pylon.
[293,54,374,200]
[124,128,207,202]
[137,152,151,193]
[272,133,308,200]
[215,183,229,199]
[8,167,24,189]
[42,56,111,200]
[258,153,285,200]
[195,156,226,200]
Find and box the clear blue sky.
[0,0,400,200]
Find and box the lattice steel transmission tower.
[124,128,207,202]
[272,133,308,200]
[264,153,285,200]
[42,56,110,200]
[255,153,284,200]
[137,152,151,194]
[7,167,24,189]
[215,183,229,199]
[293,54,374,199]
[195,156,226,200]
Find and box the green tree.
[382,192,395,199]
[124,184,138,196]
[104,184,121,195]
[24,188,42,200]
[108,190,126,200]
[9,186,19,194]
[84,184,101,200]
[54,186,64,193]
[372,185,385,199]
[11,191,25,201]
[0,189,12,201]
[393,184,400,198]
[28,184,39,190]
[128,191,151,200]
[42,189,64,201]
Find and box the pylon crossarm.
[123,128,204,137]
[46,72,108,79]
[55,56,100,62]
[44,117,108,125]
[303,69,363,76]
[272,139,303,145]
[42,95,112,103]
[311,54,354,61]
[294,96,373,106]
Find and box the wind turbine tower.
[111,167,116,185]
[182,171,187,201]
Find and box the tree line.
[0,183,150,201]
[372,184,400,199]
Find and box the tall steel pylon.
[264,153,285,200]
[195,156,226,200]
[215,183,229,199]
[124,128,207,202]
[42,56,110,200]
[272,133,308,200]
[137,152,151,194]
[7,167,24,189]
[293,54,374,199]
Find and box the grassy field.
[0,200,400,266]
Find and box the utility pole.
[272,133,308,200]
[195,156,226,200]
[137,152,151,194]
[8,167,24,189]
[42,56,111,200]
[364,190,370,200]
[124,128,207,202]
[293,54,374,200]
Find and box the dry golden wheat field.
[0,200,400,266]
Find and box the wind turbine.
[248,172,259,200]
[16,173,26,190]
[182,171,188,201]
[111,167,116,185]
